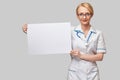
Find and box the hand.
[70,50,81,57]
[22,24,28,33]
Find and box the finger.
[22,24,28,33]
[23,29,26,32]
[70,51,73,54]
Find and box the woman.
[68,2,106,80]
[22,2,106,80]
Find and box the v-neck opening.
[74,25,96,43]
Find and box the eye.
[86,13,91,16]
[78,13,91,17]
[78,13,84,16]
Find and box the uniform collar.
[74,25,96,34]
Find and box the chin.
[81,22,89,25]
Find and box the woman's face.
[77,6,92,26]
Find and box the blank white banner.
[27,22,72,55]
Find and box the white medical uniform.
[68,25,106,80]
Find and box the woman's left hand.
[70,50,81,57]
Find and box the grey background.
[0,0,119,80]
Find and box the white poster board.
[27,22,71,55]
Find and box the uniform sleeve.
[97,31,106,53]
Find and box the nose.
[83,15,86,18]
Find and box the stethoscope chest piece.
[85,42,89,47]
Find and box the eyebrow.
[78,12,90,14]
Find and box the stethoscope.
[74,30,93,47]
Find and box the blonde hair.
[76,2,94,17]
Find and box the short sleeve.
[97,31,106,53]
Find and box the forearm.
[70,50,104,62]
[79,53,104,62]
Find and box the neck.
[81,24,91,32]
[80,24,91,38]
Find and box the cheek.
[88,18,91,21]
[77,16,82,21]
[88,17,92,21]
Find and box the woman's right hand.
[22,24,28,33]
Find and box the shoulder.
[93,29,105,39]
[92,27,103,35]
[71,26,77,32]
[91,26,105,38]
[96,29,103,34]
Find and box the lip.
[82,20,88,22]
